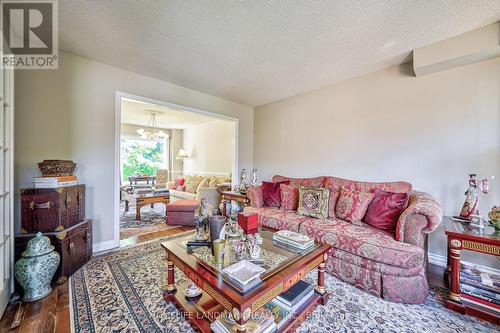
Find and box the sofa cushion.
[244,206,311,233]
[364,190,409,231]
[185,175,204,193]
[272,175,325,187]
[297,186,329,219]
[280,184,299,210]
[169,189,197,200]
[299,218,424,269]
[262,180,289,207]
[196,177,209,193]
[335,188,375,225]
[208,176,231,187]
[327,186,340,218]
[324,176,411,193]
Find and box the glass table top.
[444,217,500,240]
[176,230,321,293]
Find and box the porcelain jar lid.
[22,232,55,257]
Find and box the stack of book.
[211,308,276,333]
[264,280,314,330]
[272,230,314,251]
[460,266,500,314]
[34,176,78,188]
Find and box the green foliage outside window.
[121,139,165,181]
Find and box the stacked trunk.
[16,185,92,284]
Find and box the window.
[121,138,169,182]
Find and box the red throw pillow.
[178,178,185,186]
[280,184,299,210]
[363,189,409,231]
[262,180,290,207]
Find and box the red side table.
[444,216,500,324]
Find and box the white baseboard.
[428,252,500,275]
[93,240,117,253]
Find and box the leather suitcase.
[15,219,93,285]
[20,184,85,233]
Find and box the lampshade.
[176,148,190,160]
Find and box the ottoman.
[166,199,199,226]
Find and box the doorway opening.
[115,92,238,245]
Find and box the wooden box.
[238,212,258,233]
[15,219,93,285]
[20,185,85,233]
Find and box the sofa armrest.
[166,181,175,189]
[197,187,221,208]
[247,186,263,208]
[396,191,442,247]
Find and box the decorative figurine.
[239,169,248,193]
[251,169,257,188]
[15,232,60,302]
[194,198,210,241]
[457,174,490,221]
[488,206,500,230]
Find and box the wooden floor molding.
[0,225,448,333]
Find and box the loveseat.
[167,175,231,208]
[244,175,442,304]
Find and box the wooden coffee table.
[161,230,331,333]
[124,192,170,220]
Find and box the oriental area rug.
[70,237,499,333]
[120,200,174,240]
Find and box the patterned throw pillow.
[280,184,299,210]
[297,186,330,219]
[327,186,340,218]
[335,188,375,225]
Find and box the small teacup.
[187,281,199,293]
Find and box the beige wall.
[182,119,235,177]
[15,52,254,249]
[255,57,500,268]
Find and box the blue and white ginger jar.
[14,232,60,302]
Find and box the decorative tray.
[222,260,265,285]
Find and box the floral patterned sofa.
[244,175,442,304]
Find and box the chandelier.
[136,111,169,140]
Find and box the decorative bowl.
[37,160,76,176]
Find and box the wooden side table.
[444,216,500,324]
[219,190,249,217]
[128,175,156,187]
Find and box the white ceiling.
[59,1,500,107]
[121,98,215,129]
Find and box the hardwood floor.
[119,225,193,247]
[0,226,194,333]
[0,226,447,332]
